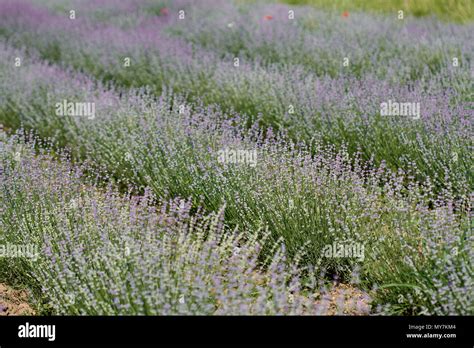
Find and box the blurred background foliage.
[279,0,474,23]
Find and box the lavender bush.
[0,135,332,315]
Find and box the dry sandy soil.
[0,282,370,315]
[0,283,35,316]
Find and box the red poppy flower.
[264,15,273,20]
[342,11,349,18]
[160,7,169,16]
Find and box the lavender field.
[0,0,472,316]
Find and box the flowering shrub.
[0,137,329,315]
[0,0,472,192]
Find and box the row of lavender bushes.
[0,0,471,193]
[0,40,472,314]
[1,133,332,315]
